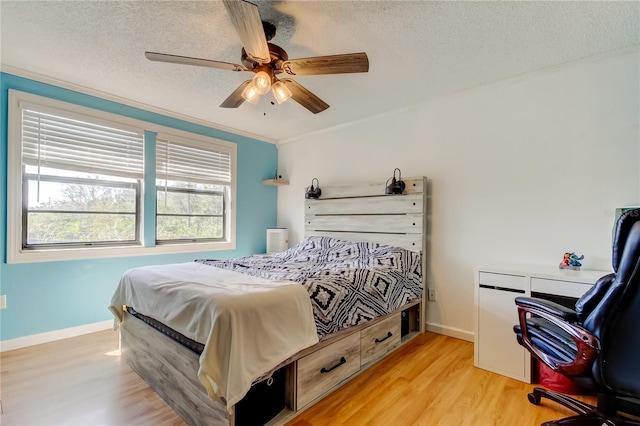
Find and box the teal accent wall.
[0,72,279,341]
[143,130,158,246]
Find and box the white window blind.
[156,137,232,186]
[21,105,144,179]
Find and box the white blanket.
[109,262,319,411]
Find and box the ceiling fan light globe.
[241,84,261,105]
[272,81,292,104]
[253,71,271,95]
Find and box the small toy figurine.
[560,252,584,270]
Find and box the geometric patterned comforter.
[196,236,423,339]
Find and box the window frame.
[156,186,226,244]
[7,90,237,264]
[154,132,234,246]
[22,172,142,249]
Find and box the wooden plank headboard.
[304,176,428,331]
[303,176,427,253]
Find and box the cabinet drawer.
[360,313,401,366]
[478,272,525,292]
[530,278,593,299]
[296,332,361,409]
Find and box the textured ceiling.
[1,1,639,142]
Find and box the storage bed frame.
[119,176,428,425]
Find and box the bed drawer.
[296,332,361,409]
[360,313,401,366]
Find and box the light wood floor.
[0,330,596,425]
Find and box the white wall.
[276,47,640,341]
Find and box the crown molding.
[0,64,277,145]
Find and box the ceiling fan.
[145,0,369,114]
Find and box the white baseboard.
[1,320,113,352]
[1,319,473,352]
[426,322,474,342]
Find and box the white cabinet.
[476,273,528,381]
[474,264,610,383]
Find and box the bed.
[110,176,428,426]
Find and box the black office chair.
[513,208,640,426]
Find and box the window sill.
[7,241,236,264]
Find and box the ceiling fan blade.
[145,52,248,72]
[281,53,369,76]
[220,80,252,108]
[223,0,270,64]
[281,79,329,114]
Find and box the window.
[23,170,139,248]
[156,136,232,244]
[20,103,144,249]
[7,90,237,264]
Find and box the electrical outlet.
[428,288,436,301]
[0,295,6,310]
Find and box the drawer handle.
[320,357,346,374]
[375,331,393,343]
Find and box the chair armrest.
[515,297,578,322]
[515,301,600,377]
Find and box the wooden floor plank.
[0,330,596,425]
[1,330,185,426]
[285,332,597,426]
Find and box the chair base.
[528,387,640,426]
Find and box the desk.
[473,264,610,383]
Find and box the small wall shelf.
[262,179,289,186]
